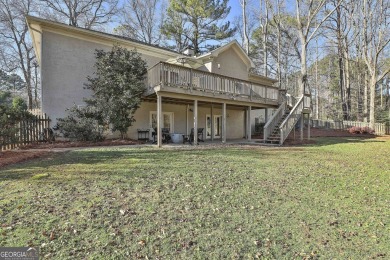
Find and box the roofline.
[196,40,256,68]
[249,73,278,83]
[26,15,181,57]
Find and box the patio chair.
[162,128,171,143]
[182,128,204,144]
[152,128,171,144]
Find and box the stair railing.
[263,101,287,142]
[279,95,304,145]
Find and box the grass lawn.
[1,137,389,259]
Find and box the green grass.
[1,137,389,259]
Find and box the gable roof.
[195,40,256,68]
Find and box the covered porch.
[141,93,275,147]
[137,61,281,147]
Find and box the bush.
[348,126,375,135]
[57,106,105,142]
[0,92,34,145]
[348,126,361,134]
[360,126,375,134]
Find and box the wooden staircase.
[264,107,292,144]
[263,94,309,145]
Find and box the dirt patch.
[284,127,377,145]
[1,139,143,168]
[20,139,143,150]
[0,150,50,168]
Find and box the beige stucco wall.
[41,31,166,125]
[211,48,249,80]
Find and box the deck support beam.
[307,114,311,140]
[193,99,198,145]
[211,104,214,141]
[247,106,252,141]
[300,112,304,141]
[222,103,226,143]
[157,94,162,147]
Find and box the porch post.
[194,99,198,145]
[157,94,162,147]
[247,106,252,141]
[186,104,189,135]
[211,103,214,141]
[265,108,269,123]
[307,114,311,140]
[222,103,226,143]
[300,112,304,141]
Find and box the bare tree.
[324,1,355,119]
[360,0,390,128]
[294,0,343,95]
[259,0,271,76]
[0,0,37,109]
[115,0,166,44]
[239,0,250,54]
[40,0,119,29]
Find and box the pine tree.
[162,0,235,54]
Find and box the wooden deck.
[145,62,280,108]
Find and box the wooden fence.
[311,119,389,135]
[1,114,51,151]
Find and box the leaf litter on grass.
[0,138,389,258]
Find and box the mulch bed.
[0,150,50,168]
[1,139,143,168]
[19,139,143,150]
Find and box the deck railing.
[279,95,304,145]
[147,62,279,103]
[263,101,287,141]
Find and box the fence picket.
[0,113,51,151]
[311,119,388,135]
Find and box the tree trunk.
[241,0,249,54]
[363,72,368,122]
[276,0,282,89]
[299,42,307,95]
[315,39,319,119]
[344,46,351,119]
[369,72,376,129]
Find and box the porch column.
[307,114,311,140]
[186,104,189,135]
[193,99,198,145]
[157,94,162,147]
[247,106,252,141]
[222,103,226,143]
[300,112,304,141]
[265,108,269,123]
[211,104,214,141]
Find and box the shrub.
[57,106,105,142]
[348,126,361,134]
[0,92,34,146]
[348,126,375,135]
[360,126,375,134]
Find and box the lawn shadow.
[1,146,270,181]
[304,136,386,147]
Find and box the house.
[27,16,309,146]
